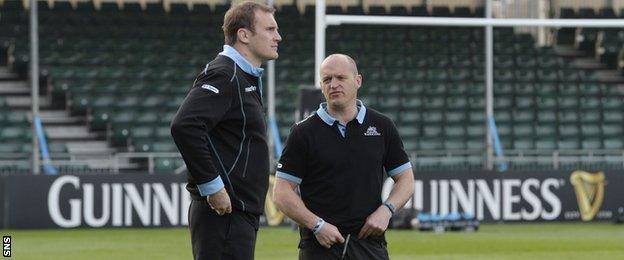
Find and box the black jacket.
[171,54,269,215]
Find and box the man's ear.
[355,74,362,89]
[237,28,251,44]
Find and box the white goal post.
[314,0,624,170]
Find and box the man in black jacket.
[170,2,281,259]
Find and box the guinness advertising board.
[0,174,189,229]
[382,170,624,222]
[1,170,623,229]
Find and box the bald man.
[272,54,415,260]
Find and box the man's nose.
[275,32,282,42]
[329,79,339,89]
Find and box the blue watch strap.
[383,202,396,215]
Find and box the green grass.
[3,223,623,259]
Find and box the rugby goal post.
[314,0,624,170]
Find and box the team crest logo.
[364,126,381,136]
[569,171,606,221]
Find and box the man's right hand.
[314,222,345,248]
[207,188,231,216]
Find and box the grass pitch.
[3,223,623,259]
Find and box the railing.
[3,149,624,174]
[113,152,182,174]
[0,152,183,174]
[409,149,624,170]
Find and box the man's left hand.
[357,205,392,239]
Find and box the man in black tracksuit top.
[170,2,281,259]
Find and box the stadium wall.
[1,170,622,229]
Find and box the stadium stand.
[1,0,624,173]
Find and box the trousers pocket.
[298,238,320,249]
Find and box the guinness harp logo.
[264,175,285,226]
[569,171,606,221]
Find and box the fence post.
[148,154,154,174]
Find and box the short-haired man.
[273,54,415,259]
[170,2,281,259]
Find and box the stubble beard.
[328,97,351,113]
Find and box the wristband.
[383,202,396,215]
[312,218,325,234]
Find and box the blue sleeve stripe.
[276,171,302,185]
[197,176,225,196]
[386,162,412,177]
